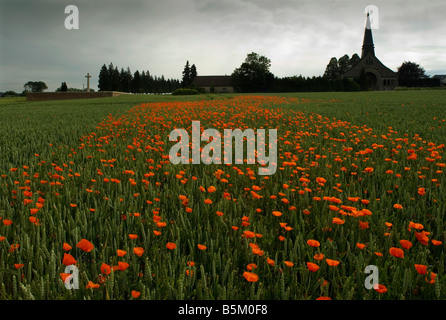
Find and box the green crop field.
[0,90,445,300]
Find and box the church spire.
[361,12,375,58]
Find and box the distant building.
[433,75,446,86]
[192,75,234,93]
[343,13,398,91]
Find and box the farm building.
[192,75,234,93]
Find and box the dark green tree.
[182,61,191,88]
[131,70,142,93]
[349,53,360,67]
[323,57,340,80]
[190,64,197,86]
[338,54,351,75]
[98,64,110,91]
[397,61,427,86]
[60,82,68,92]
[23,81,48,92]
[120,67,132,92]
[231,52,274,92]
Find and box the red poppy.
[356,243,366,250]
[325,259,340,266]
[246,263,257,271]
[358,221,369,229]
[85,281,100,289]
[314,253,325,261]
[76,239,94,252]
[62,253,77,266]
[415,231,429,245]
[97,263,109,276]
[243,231,256,238]
[399,239,412,250]
[374,284,387,294]
[243,271,258,282]
[133,247,145,257]
[272,211,282,217]
[117,261,129,271]
[389,247,404,258]
[426,272,436,284]
[307,239,320,247]
[332,217,345,225]
[307,262,320,272]
[284,261,294,267]
[166,242,176,250]
[414,264,427,275]
[117,249,127,257]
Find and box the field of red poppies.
[0,91,445,300]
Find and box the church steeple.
[361,12,375,58]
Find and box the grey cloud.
[1,0,445,92]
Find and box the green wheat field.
[0,90,445,300]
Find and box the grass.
[0,90,445,300]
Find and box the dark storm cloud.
[1,0,445,92]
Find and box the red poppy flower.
[307,262,320,272]
[101,263,111,275]
[62,253,77,266]
[76,239,94,252]
[389,247,404,258]
[307,239,320,247]
[243,271,258,282]
[325,259,340,266]
[166,242,176,250]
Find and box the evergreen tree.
[98,64,110,91]
[111,66,120,91]
[144,70,154,93]
[107,63,115,90]
[131,70,142,93]
[120,67,132,92]
[61,82,68,92]
[190,64,197,86]
[182,61,191,88]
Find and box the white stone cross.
[85,73,91,92]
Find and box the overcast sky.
[1,0,445,92]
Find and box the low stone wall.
[26,91,129,101]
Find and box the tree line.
[230,52,441,93]
[98,63,181,93]
[231,52,362,93]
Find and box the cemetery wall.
[26,91,129,101]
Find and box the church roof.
[343,12,396,80]
[343,52,397,78]
[362,13,375,58]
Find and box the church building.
[343,13,398,90]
